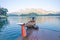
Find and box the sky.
[0,0,60,13]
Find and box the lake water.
[0,16,60,40]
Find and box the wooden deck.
[17,28,60,40]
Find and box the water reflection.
[22,29,33,40]
[0,18,8,32]
[8,16,60,24]
[17,28,38,40]
[0,16,60,40]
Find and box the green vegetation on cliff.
[0,8,8,17]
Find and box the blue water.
[0,24,21,40]
[0,16,60,40]
[37,22,60,32]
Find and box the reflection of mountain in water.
[0,18,8,31]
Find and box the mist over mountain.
[17,8,55,14]
[7,8,60,16]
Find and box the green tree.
[0,8,8,16]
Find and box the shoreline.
[0,15,7,18]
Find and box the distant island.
[7,8,60,16]
[7,12,60,16]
